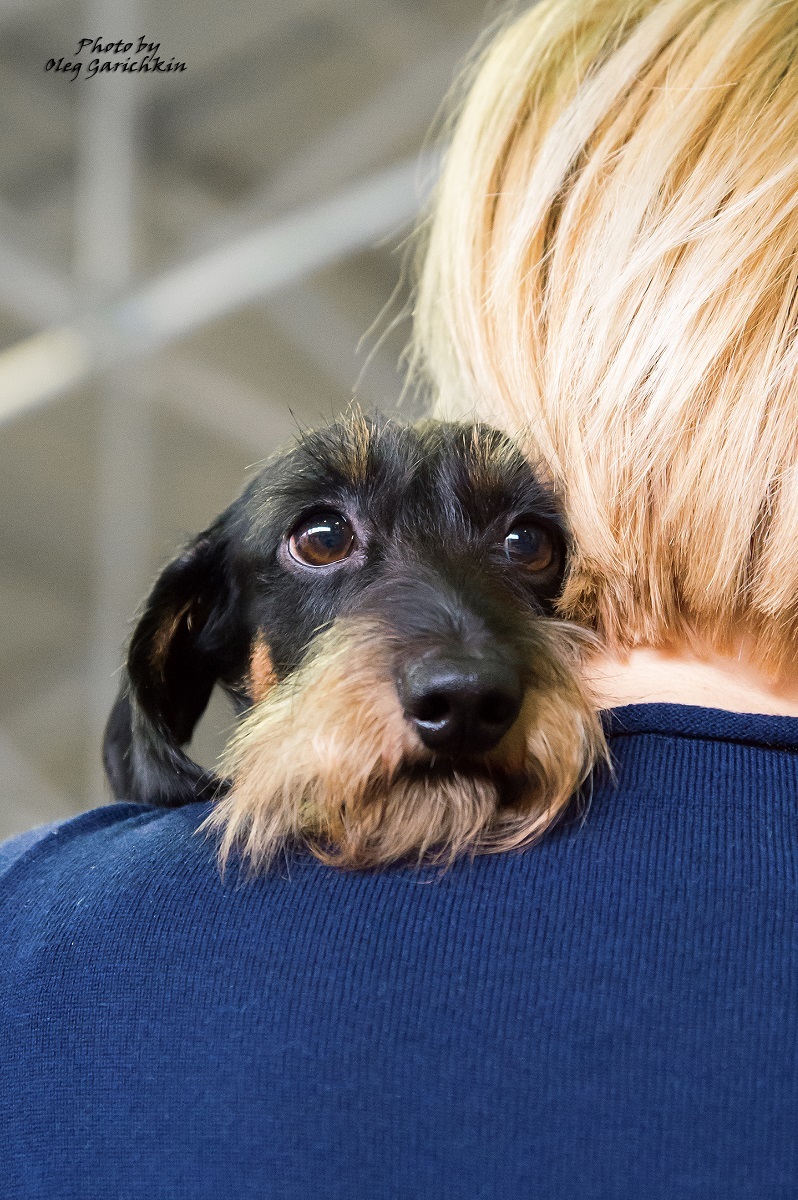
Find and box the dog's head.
[104,414,605,870]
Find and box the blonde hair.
[411,0,798,672]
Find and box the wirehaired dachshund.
[103,414,605,870]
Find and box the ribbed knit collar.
[602,703,798,753]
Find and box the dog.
[103,413,606,871]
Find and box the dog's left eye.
[504,521,557,572]
[288,512,356,567]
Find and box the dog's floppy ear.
[103,520,247,807]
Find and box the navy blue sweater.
[2,703,797,1199]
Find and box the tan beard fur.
[201,617,607,872]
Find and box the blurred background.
[0,0,494,837]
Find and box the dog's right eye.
[288,512,356,567]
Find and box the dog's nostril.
[398,656,523,755]
[413,693,451,724]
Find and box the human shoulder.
[0,801,214,904]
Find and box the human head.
[411,0,798,675]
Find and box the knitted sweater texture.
[1,703,797,1198]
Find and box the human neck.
[585,644,798,718]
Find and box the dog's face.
[104,415,604,870]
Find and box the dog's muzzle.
[396,653,523,756]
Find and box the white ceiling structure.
[0,0,492,836]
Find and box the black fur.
[103,417,570,807]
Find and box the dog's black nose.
[398,655,523,755]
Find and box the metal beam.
[80,0,146,809]
[120,153,437,346]
[74,5,139,298]
[0,152,439,427]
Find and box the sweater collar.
[602,703,798,753]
